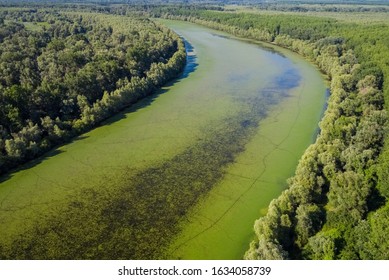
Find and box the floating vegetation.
[0,80,290,259]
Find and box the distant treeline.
[0,9,186,174]
[1,1,389,6]
[243,4,389,13]
[144,6,389,259]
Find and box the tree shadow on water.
[0,136,89,183]
[177,37,198,79]
[0,39,198,183]
[104,37,198,125]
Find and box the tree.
[295,204,323,248]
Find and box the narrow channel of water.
[0,20,326,259]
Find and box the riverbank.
[0,19,326,259]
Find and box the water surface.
[160,20,327,259]
[0,20,326,259]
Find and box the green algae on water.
[0,20,327,260]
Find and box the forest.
[0,9,186,174]
[0,1,389,260]
[144,4,389,259]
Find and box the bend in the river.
[0,20,327,259]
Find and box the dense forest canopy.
[0,9,186,174]
[1,1,389,260]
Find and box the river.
[0,20,326,259]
